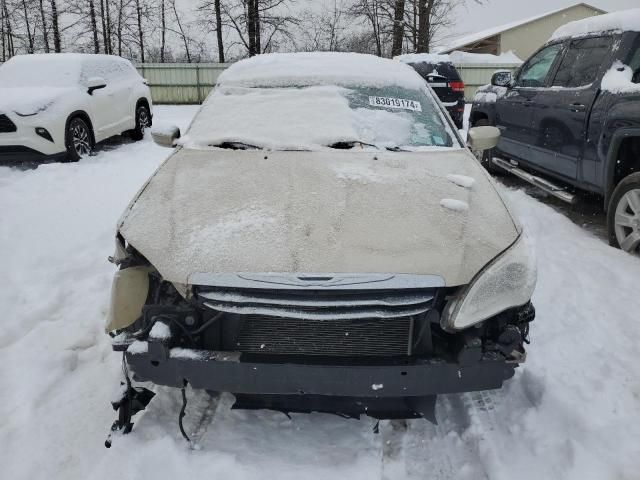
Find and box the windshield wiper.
[328,141,379,150]
[211,141,260,150]
[328,141,409,152]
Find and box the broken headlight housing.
[443,234,537,331]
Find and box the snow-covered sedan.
[105,53,536,433]
[0,54,152,163]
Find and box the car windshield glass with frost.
[183,84,458,151]
[0,57,80,87]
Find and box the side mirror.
[491,70,513,88]
[87,77,107,95]
[468,126,500,152]
[151,125,181,148]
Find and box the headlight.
[442,234,537,331]
[14,101,54,117]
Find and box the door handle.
[569,103,586,112]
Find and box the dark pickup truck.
[469,18,640,254]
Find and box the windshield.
[0,56,80,88]
[183,84,458,151]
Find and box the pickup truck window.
[518,43,563,87]
[552,37,613,88]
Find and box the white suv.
[0,53,152,163]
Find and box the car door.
[495,43,564,161]
[82,57,123,140]
[527,36,614,181]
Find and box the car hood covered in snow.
[0,87,73,116]
[118,148,519,287]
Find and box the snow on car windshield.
[0,55,81,88]
[182,84,457,151]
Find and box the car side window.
[552,37,613,88]
[517,43,564,88]
[628,37,640,83]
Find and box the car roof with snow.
[216,52,427,90]
[549,8,640,41]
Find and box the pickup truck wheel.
[608,172,640,255]
[473,119,501,174]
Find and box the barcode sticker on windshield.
[368,96,422,112]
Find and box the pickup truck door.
[526,37,613,181]
[495,43,564,161]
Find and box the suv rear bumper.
[124,343,518,398]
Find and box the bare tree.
[50,0,61,51]
[38,0,50,51]
[160,0,165,61]
[134,0,144,61]
[390,0,404,57]
[170,0,191,61]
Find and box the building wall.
[499,4,604,59]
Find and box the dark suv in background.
[402,58,466,128]
[470,10,640,255]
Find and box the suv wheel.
[65,117,94,162]
[130,104,151,141]
[608,172,640,254]
[473,119,501,174]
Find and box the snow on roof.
[395,53,452,64]
[549,8,640,41]
[448,50,523,64]
[440,3,605,53]
[217,52,426,90]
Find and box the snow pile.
[448,50,522,64]
[550,8,640,41]
[149,322,171,340]
[601,61,640,94]
[395,53,452,64]
[217,52,426,90]
[127,340,149,354]
[473,84,508,104]
[446,174,475,189]
[440,198,469,212]
[395,51,521,65]
[182,86,358,151]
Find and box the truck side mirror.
[491,70,513,88]
[468,126,501,152]
[151,125,181,148]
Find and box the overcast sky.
[441,0,638,47]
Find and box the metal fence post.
[196,64,201,104]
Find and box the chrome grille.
[0,114,16,133]
[198,288,434,320]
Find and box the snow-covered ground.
[1,106,639,480]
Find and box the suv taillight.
[449,81,465,93]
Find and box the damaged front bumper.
[120,338,518,418]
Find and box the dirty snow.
[446,174,476,189]
[550,8,640,41]
[601,61,640,94]
[1,106,640,480]
[440,198,470,212]
[217,52,426,90]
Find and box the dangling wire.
[179,380,192,447]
